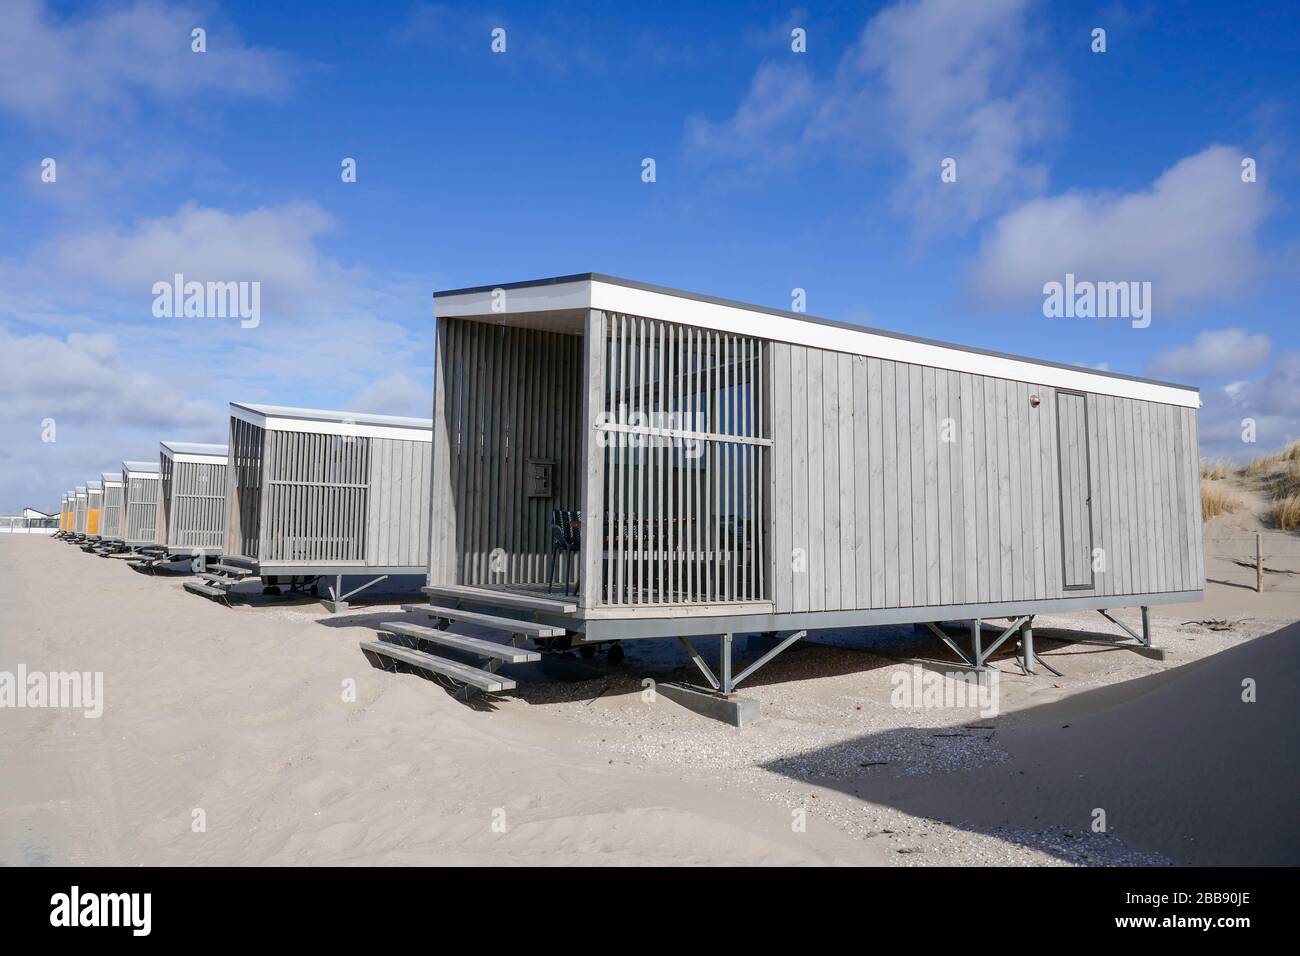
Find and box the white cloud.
[0,0,293,126]
[685,63,817,169]
[1197,351,1300,461]
[348,372,433,419]
[0,325,224,432]
[970,145,1271,313]
[842,0,1050,230]
[0,209,437,509]
[1147,328,1272,381]
[51,202,343,314]
[0,323,226,509]
[687,0,1052,231]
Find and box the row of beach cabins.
[56,404,435,607]
[46,274,1206,721]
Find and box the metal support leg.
[1020,618,1035,675]
[720,633,734,695]
[971,619,983,667]
[731,631,806,689]
[677,637,719,690]
[981,616,1029,663]
[339,574,389,602]
[925,622,974,667]
[1141,605,1151,647]
[1097,608,1144,644]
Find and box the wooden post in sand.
[1256,532,1263,593]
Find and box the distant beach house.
[0,507,59,534]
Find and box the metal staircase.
[182,560,253,602]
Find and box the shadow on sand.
[755,623,1300,866]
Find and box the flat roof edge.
[434,273,1198,397]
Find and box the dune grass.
[1274,494,1300,532]
[1269,459,1300,499]
[1199,458,1234,480]
[1244,439,1300,479]
[1201,481,1243,521]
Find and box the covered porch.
[429,283,773,622]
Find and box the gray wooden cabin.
[84,479,103,539]
[121,460,161,548]
[157,441,229,557]
[208,403,433,607]
[424,274,1202,680]
[72,486,87,537]
[98,471,125,543]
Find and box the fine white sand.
[2,528,1296,866]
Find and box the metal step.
[422,584,577,615]
[210,563,253,578]
[184,581,229,600]
[360,639,516,692]
[400,604,567,638]
[380,622,540,663]
[197,572,237,587]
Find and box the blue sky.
[2,0,1298,511]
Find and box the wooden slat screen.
[226,417,265,558]
[600,313,770,606]
[101,483,123,538]
[260,431,370,562]
[123,477,158,543]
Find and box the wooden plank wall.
[1057,392,1093,588]
[1084,392,1204,600]
[769,342,1202,613]
[74,493,86,533]
[429,318,583,587]
[365,437,432,568]
[156,455,172,544]
[225,417,265,558]
[167,461,228,549]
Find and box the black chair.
[548,509,581,595]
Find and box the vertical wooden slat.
[881,360,898,608]
[822,350,840,610]
[580,309,607,608]
[806,344,824,611]
[935,371,952,604]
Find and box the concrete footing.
[659,681,760,727]
[321,600,349,614]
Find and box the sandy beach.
[2,523,1297,867]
